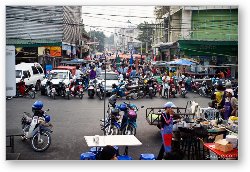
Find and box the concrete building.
[6,6,83,68]
[114,21,140,54]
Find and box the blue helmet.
[163,102,176,109]
[32,100,43,110]
[44,115,51,123]
[118,103,127,111]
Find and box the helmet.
[118,103,127,111]
[163,102,176,109]
[108,95,117,105]
[225,81,232,89]
[32,100,43,110]
[44,115,51,123]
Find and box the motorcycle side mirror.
[46,109,50,112]
[141,106,144,108]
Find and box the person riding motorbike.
[32,100,44,118]
[178,75,185,94]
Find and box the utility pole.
[79,23,83,59]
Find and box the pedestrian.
[157,102,175,160]
[221,88,238,120]
[99,145,118,160]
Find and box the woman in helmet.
[32,100,44,117]
[157,102,175,159]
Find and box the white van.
[15,62,45,90]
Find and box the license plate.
[52,88,56,92]
[172,88,175,91]
[96,88,100,91]
[66,88,69,91]
[181,88,185,90]
[80,88,83,92]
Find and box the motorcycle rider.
[32,100,44,117]
[21,100,44,140]
[178,75,186,94]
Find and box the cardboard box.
[215,139,233,152]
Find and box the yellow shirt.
[215,91,224,104]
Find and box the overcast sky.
[82,6,156,37]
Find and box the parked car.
[40,69,72,96]
[96,72,119,95]
[15,62,45,91]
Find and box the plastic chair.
[80,152,96,160]
[117,155,133,160]
[140,153,156,160]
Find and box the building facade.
[6,6,83,69]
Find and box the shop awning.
[178,40,238,57]
[6,38,62,47]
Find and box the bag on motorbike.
[128,109,137,119]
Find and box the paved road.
[6,92,210,160]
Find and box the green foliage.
[137,22,154,50]
[88,30,106,52]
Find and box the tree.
[88,30,106,52]
[137,22,154,53]
[154,6,170,19]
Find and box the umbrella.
[167,59,194,66]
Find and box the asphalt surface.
[6,91,210,160]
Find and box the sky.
[82,6,156,37]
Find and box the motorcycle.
[69,79,84,99]
[180,83,187,98]
[198,81,214,97]
[88,79,96,98]
[16,77,36,99]
[112,83,138,100]
[100,102,122,135]
[45,79,57,100]
[191,81,201,93]
[169,83,177,98]
[119,102,141,135]
[20,109,53,152]
[143,77,156,99]
[96,82,105,100]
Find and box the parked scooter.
[100,95,121,135]
[20,101,53,152]
[16,77,36,99]
[112,83,138,100]
[118,102,141,135]
[198,81,214,97]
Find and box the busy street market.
[5,5,238,160]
